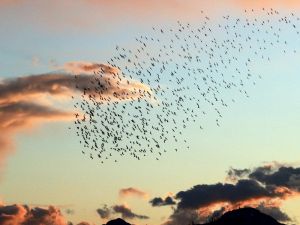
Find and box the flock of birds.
[71,8,300,163]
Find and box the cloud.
[159,163,300,225]
[0,0,209,34]
[96,205,111,219]
[0,100,71,170]
[0,204,68,225]
[87,0,204,19]
[0,61,153,172]
[97,204,149,221]
[249,166,300,191]
[2,0,300,37]
[0,62,153,105]
[0,203,94,225]
[112,205,149,220]
[63,62,118,75]
[227,163,300,192]
[175,179,286,210]
[0,204,27,225]
[85,0,300,24]
[231,0,300,9]
[226,168,251,182]
[119,187,148,199]
[0,102,71,129]
[75,222,91,225]
[149,196,176,207]
[0,0,22,7]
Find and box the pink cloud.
[119,187,149,199]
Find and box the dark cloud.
[22,206,66,225]
[96,205,111,219]
[249,166,300,191]
[175,179,280,210]
[226,164,300,192]
[160,164,300,225]
[149,196,176,207]
[97,204,149,221]
[112,205,149,220]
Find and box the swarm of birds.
[71,8,300,163]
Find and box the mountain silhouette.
[105,218,131,225]
[199,207,285,225]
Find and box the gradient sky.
[0,1,300,225]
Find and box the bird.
[70,8,300,163]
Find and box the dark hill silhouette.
[104,218,131,225]
[199,207,285,225]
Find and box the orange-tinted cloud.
[0,0,215,37]
[2,0,300,35]
[0,101,71,171]
[63,61,118,75]
[231,0,300,9]
[0,204,66,225]
[87,0,204,18]
[90,0,300,17]
[119,187,149,199]
[0,61,153,172]
[0,203,92,225]
[0,0,21,7]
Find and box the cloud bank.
[155,163,300,225]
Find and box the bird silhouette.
[70,8,300,163]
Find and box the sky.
[0,1,300,225]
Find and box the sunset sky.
[0,1,300,225]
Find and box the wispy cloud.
[113,204,149,220]
[96,204,149,221]
[119,187,149,200]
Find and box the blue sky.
[0,1,300,225]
